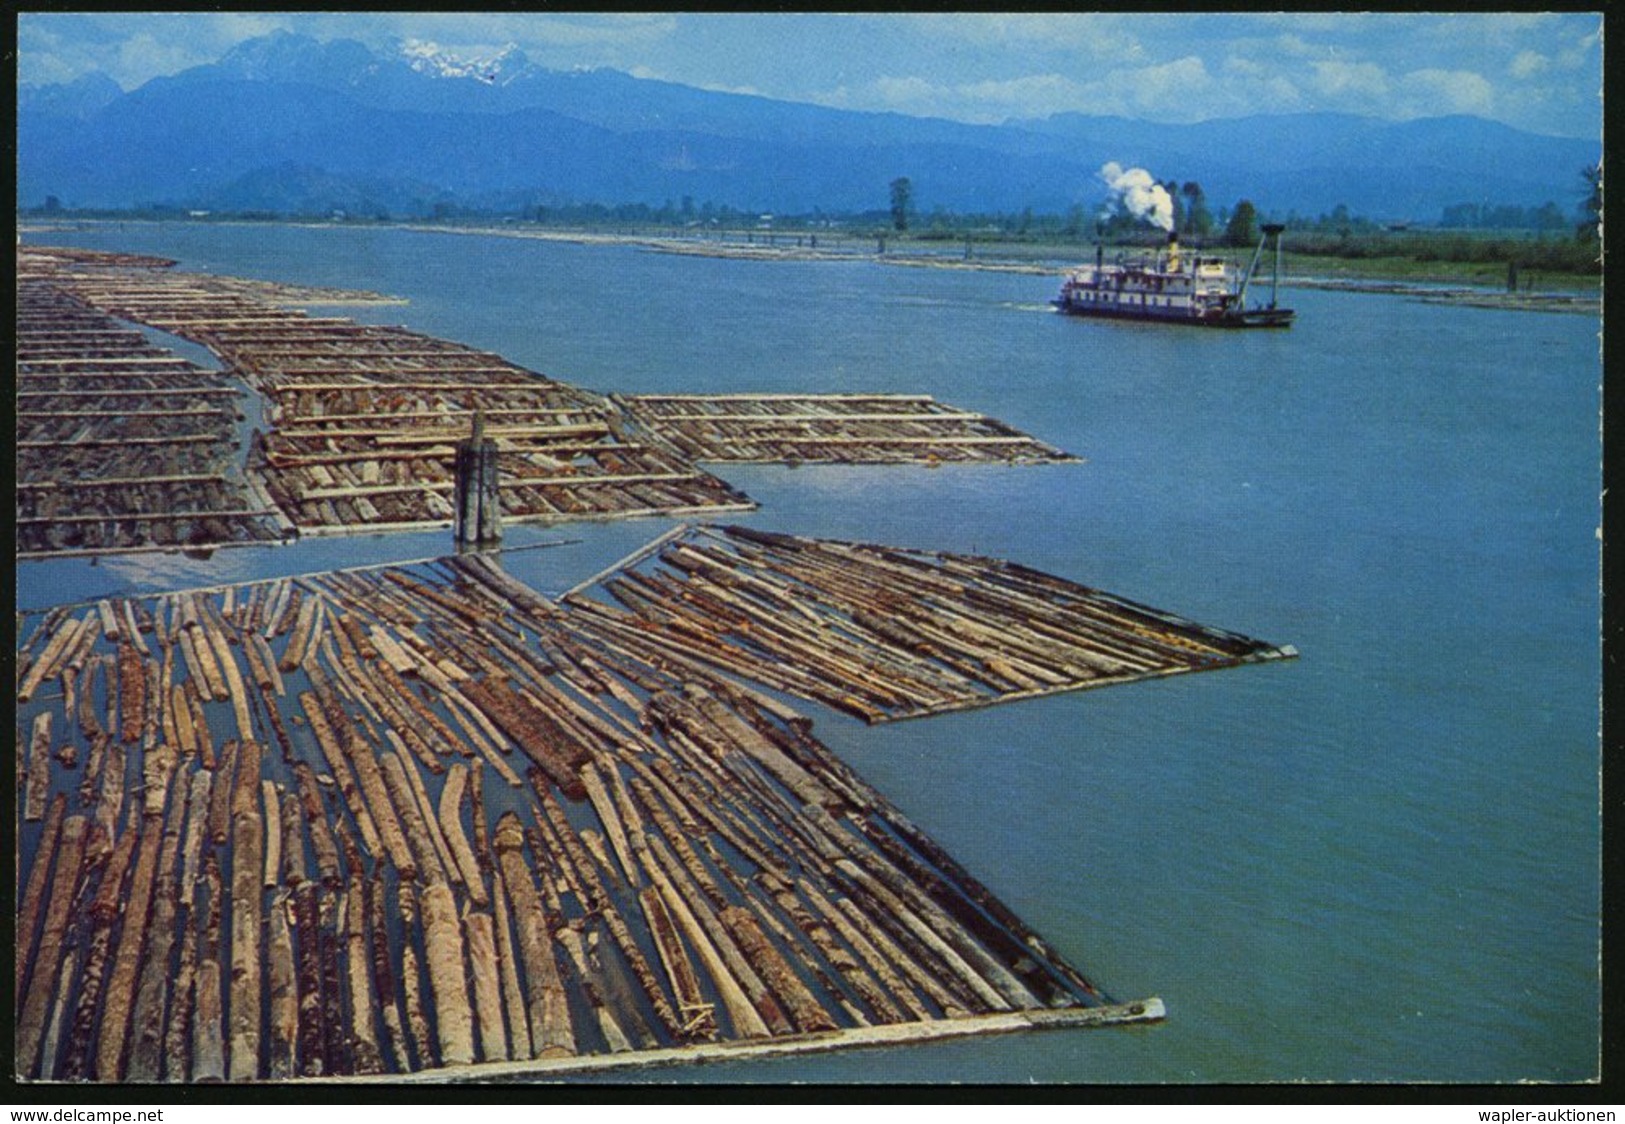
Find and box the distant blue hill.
[17,30,1600,222]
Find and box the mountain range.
[17,30,1601,223]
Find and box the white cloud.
[1399,68,1495,117]
[1510,51,1550,80]
[1310,59,1391,100]
[909,13,1145,60]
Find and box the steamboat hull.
[1052,299,1295,329]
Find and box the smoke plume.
[1099,162,1174,232]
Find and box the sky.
[16,11,1605,139]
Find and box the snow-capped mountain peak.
[398,39,524,84]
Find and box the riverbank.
[388,222,1602,306]
[20,218,1600,311]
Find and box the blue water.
[17,222,1601,1083]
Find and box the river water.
[17,222,1601,1083]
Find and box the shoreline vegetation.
[19,217,1600,315]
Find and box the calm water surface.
[18,223,1601,1083]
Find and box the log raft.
[0,521,1281,1079]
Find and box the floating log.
[418,880,475,1067]
[39,942,83,1083]
[163,884,198,1082]
[25,713,52,821]
[642,841,775,1040]
[15,793,67,1000]
[267,891,299,1079]
[227,739,265,1080]
[438,764,489,905]
[492,813,576,1058]
[297,690,386,864]
[487,860,533,1060]
[639,883,716,1040]
[378,751,446,884]
[368,876,412,1074]
[292,882,327,1077]
[192,854,227,1082]
[96,809,166,1080]
[125,771,192,1081]
[293,763,343,886]
[207,739,238,844]
[462,909,509,1062]
[396,881,436,1072]
[56,822,132,1081]
[344,872,385,1075]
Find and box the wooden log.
[833,856,1007,1013]
[392,731,461,879]
[280,785,309,888]
[293,763,342,886]
[142,738,178,820]
[531,782,681,1040]
[266,891,298,1079]
[462,677,588,799]
[186,679,216,769]
[552,922,632,1053]
[639,883,716,1040]
[250,633,286,696]
[378,750,445,883]
[369,654,465,760]
[180,609,230,702]
[38,942,82,1081]
[227,740,266,1080]
[163,902,198,1082]
[16,793,68,1001]
[297,690,386,864]
[488,861,534,1061]
[55,822,131,1080]
[588,925,660,1051]
[16,612,90,702]
[417,880,475,1067]
[117,643,147,742]
[78,655,107,743]
[462,908,509,1062]
[441,689,524,787]
[125,771,191,1080]
[345,872,385,1075]
[492,813,576,1057]
[207,739,238,844]
[96,808,166,1080]
[291,882,327,1077]
[396,881,436,1071]
[178,768,213,909]
[191,854,227,1082]
[829,893,963,1019]
[437,764,489,905]
[260,782,286,890]
[25,712,52,821]
[367,877,411,1074]
[279,594,323,673]
[263,580,295,640]
[777,883,910,1025]
[579,761,643,890]
[316,895,350,1079]
[644,837,779,1040]
[720,903,837,1033]
[467,758,493,873]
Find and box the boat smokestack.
[1166,230,1180,273]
